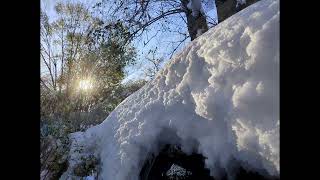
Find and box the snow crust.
[64,0,279,179]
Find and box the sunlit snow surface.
[63,0,279,179]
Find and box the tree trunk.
[216,0,260,23]
[181,0,209,41]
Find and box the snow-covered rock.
[63,0,279,179]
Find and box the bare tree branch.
[169,34,189,59]
[126,8,184,44]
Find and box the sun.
[78,79,93,92]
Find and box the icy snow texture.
[65,0,279,179]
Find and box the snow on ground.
[62,0,279,179]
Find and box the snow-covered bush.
[41,79,147,179]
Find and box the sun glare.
[78,79,93,92]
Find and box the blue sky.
[41,0,218,83]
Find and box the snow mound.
[64,0,279,179]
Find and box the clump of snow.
[63,0,279,179]
[166,164,192,178]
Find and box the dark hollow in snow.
[139,144,279,180]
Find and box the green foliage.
[40,80,146,179]
[41,1,138,115]
[41,2,152,180]
[41,2,145,179]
